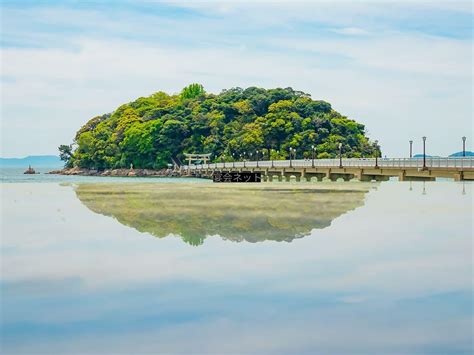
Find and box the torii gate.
[184,153,211,175]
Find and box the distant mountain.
[449,151,474,157]
[0,155,63,168]
[413,152,474,158]
[412,154,437,158]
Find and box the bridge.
[183,157,474,181]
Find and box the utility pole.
[422,136,427,169]
[338,143,343,168]
[375,140,379,168]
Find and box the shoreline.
[48,167,182,177]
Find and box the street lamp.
[374,140,379,168]
[289,147,293,168]
[409,140,413,159]
[256,150,259,168]
[311,145,315,168]
[338,143,343,168]
[422,136,427,169]
[462,136,466,157]
[271,149,274,168]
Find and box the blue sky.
[1,0,472,157]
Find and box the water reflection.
[75,183,372,245]
[1,182,472,354]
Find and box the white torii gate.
[184,153,211,175]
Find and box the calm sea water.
[0,167,208,184]
[1,167,472,354]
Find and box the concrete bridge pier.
[284,172,302,182]
[305,173,325,182]
[357,174,390,182]
[329,173,354,182]
[398,171,435,181]
[453,172,464,181]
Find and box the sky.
[0,0,472,158]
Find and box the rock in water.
[24,165,36,174]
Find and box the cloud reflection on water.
[0,181,472,354]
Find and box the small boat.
[24,165,36,174]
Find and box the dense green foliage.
[66,85,379,169]
[58,144,73,168]
[180,83,205,100]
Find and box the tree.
[180,83,205,100]
[58,144,73,168]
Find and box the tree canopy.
[65,85,379,169]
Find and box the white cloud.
[272,34,471,76]
[1,1,472,157]
[332,27,369,36]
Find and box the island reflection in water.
[74,182,373,245]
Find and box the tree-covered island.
[60,84,379,169]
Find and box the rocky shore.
[48,167,181,177]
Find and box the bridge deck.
[184,157,474,181]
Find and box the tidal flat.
[1,180,472,354]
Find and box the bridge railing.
[185,157,474,170]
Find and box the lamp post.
[256,150,259,168]
[462,136,466,157]
[242,153,246,168]
[232,153,235,169]
[289,147,293,168]
[311,145,315,168]
[409,140,413,159]
[294,149,297,166]
[338,143,343,168]
[271,149,274,168]
[422,136,427,169]
[374,140,379,168]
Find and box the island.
[56,84,379,174]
